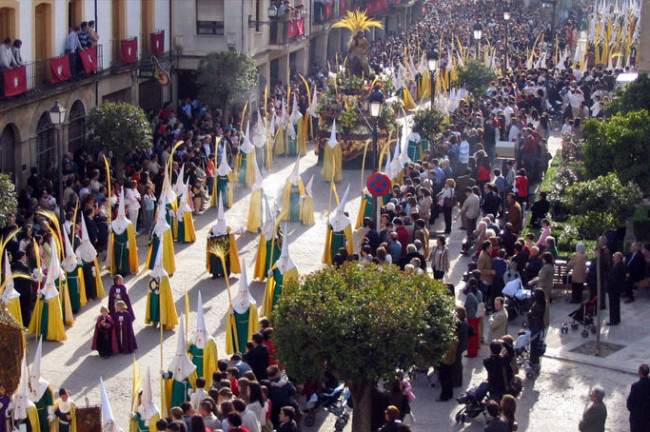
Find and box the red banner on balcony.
[80,47,98,73]
[121,38,138,63]
[323,2,333,20]
[151,31,164,56]
[3,66,27,97]
[366,0,389,13]
[340,0,347,15]
[287,18,305,40]
[50,55,72,83]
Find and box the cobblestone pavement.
[28,135,644,431]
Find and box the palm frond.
[331,9,383,35]
[208,244,226,260]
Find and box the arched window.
[67,100,86,153]
[34,2,53,60]
[68,0,84,30]
[36,112,55,175]
[0,124,19,182]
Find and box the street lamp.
[48,100,67,222]
[503,0,512,74]
[473,22,483,59]
[368,87,384,233]
[428,49,439,108]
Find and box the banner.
[80,47,98,73]
[323,2,333,20]
[287,18,305,40]
[50,55,72,83]
[121,38,138,63]
[3,65,27,97]
[151,31,164,56]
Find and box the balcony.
[140,30,166,57]
[269,17,306,46]
[313,1,336,24]
[1,45,104,102]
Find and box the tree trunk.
[115,158,125,186]
[348,379,374,432]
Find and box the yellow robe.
[205,232,241,274]
[321,144,343,182]
[225,304,259,355]
[178,211,197,243]
[261,267,299,318]
[236,151,256,188]
[163,373,197,413]
[76,267,88,307]
[210,173,234,208]
[92,259,106,297]
[59,279,74,326]
[5,297,23,327]
[27,295,67,341]
[321,225,354,265]
[417,73,431,100]
[247,189,263,233]
[107,224,139,275]
[297,117,308,155]
[145,276,179,331]
[253,233,282,282]
[300,196,315,226]
[355,197,369,229]
[27,405,42,432]
[281,181,305,221]
[189,338,218,383]
[401,87,417,111]
[146,230,176,275]
[129,413,160,432]
[275,125,286,155]
[52,400,77,432]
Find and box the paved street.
[28,137,646,431]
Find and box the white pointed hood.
[162,166,177,204]
[12,356,35,421]
[168,316,196,382]
[173,164,186,196]
[210,197,228,236]
[328,119,338,148]
[176,180,192,220]
[261,197,275,239]
[217,142,232,177]
[306,89,319,118]
[304,175,314,198]
[399,133,411,166]
[61,231,78,273]
[288,157,302,185]
[194,291,209,349]
[29,336,50,401]
[76,215,97,263]
[111,189,131,235]
[149,232,168,280]
[280,98,289,125]
[269,112,277,136]
[101,377,124,432]
[330,185,351,232]
[252,156,264,192]
[232,259,255,314]
[154,194,171,237]
[137,367,159,422]
[2,252,20,302]
[384,146,393,176]
[276,224,295,274]
[240,122,254,154]
[289,93,303,124]
[253,110,267,149]
[42,237,62,300]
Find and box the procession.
[1,0,650,431]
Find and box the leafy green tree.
[86,102,152,182]
[456,59,496,97]
[603,72,650,116]
[412,106,447,148]
[0,173,17,228]
[583,110,650,193]
[273,263,456,432]
[565,172,642,238]
[197,51,258,123]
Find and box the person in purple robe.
[0,381,10,432]
[114,300,138,353]
[91,306,119,357]
[108,274,135,322]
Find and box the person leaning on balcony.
[88,21,99,47]
[65,26,83,76]
[79,21,91,49]
[0,37,18,70]
[12,39,24,66]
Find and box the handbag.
[476,302,486,318]
[444,196,454,208]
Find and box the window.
[68,0,83,30]
[67,100,86,153]
[0,124,19,182]
[0,7,17,39]
[36,112,55,175]
[196,0,225,35]
[34,2,53,60]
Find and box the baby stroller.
[502,278,533,321]
[515,329,546,379]
[454,382,489,424]
[564,297,598,338]
[303,383,351,431]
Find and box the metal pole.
[430,70,435,107]
[505,22,509,74]
[595,252,602,355]
[371,118,379,234]
[476,43,479,59]
[57,125,64,223]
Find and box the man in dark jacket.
[624,242,646,303]
[481,184,501,217]
[267,365,297,428]
[627,363,650,432]
[453,307,470,388]
[11,251,33,326]
[244,332,269,380]
[483,341,511,402]
[606,252,626,325]
[529,192,550,228]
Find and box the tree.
[565,172,642,238]
[412,106,447,147]
[272,263,456,432]
[456,59,496,97]
[0,173,17,228]
[603,72,650,116]
[583,110,650,193]
[86,102,152,183]
[196,51,258,123]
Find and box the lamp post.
[503,0,512,74]
[48,100,67,223]
[541,0,557,37]
[368,87,384,233]
[428,49,439,108]
[473,22,483,59]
